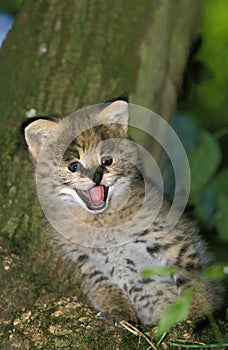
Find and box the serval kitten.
[23,99,222,325]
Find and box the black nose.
[93,165,104,185]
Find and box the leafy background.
[161,0,228,250]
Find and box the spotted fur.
[23,100,223,325]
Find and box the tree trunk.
[0,0,201,348]
[132,0,201,162]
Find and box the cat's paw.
[96,305,137,326]
[89,281,138,326]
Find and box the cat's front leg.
[83,279,137,325]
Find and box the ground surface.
[0,233,227,350]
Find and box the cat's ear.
[24,118,57,161]
[97,100,129,136]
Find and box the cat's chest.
[91,241,168,279]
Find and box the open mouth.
[76,185,108,211]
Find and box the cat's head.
[24,100,141,214]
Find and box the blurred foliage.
[142,266,177,278]
[163,115,228,243]
[175,0,228,244]
[143,263,227,339]
[156,288,194,336]
[202,263,228,279]
[188,130,228,242]
[179,0,228,131]
[0,0,22,15]
[188,131,221,198]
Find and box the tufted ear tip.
[105,93,129,104]
[98,100,129,121]
[24,118,57,161]
[97,100,129,136]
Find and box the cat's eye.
[101,156,113,166]
[68,161,80,172]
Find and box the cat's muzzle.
[76,185,109,211]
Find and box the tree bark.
[0,0,201,348]
[0,0,156,291]
[132,0,201,162]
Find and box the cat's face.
[24,101,140,214]
[59,125,137,213]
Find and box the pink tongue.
[86,186,104,205]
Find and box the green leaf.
[209,169,228,241]
[194,186,217,226]
[188,130,221,201]
[215,192,228,242]
[0,0,22,15]
[211,168,228,193]
[141,266,177,278]
[202,263,228,279]
[156,288,194,335]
